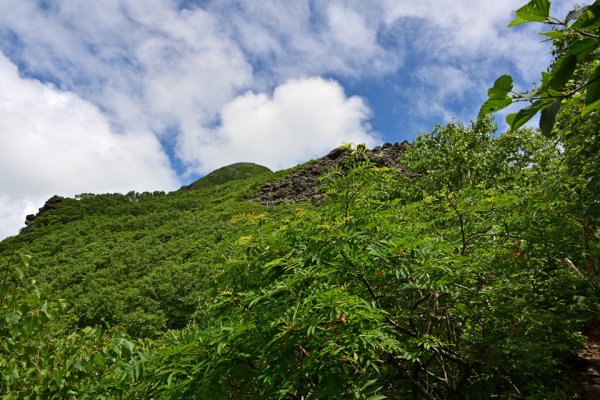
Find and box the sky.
[0,0,580,239]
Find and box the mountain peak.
[181,162,272,190]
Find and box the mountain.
[180,162,273,190]
[0,144,407,337]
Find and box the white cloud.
[374,0,581,126]
[0,52,179,239]
[0,0,253,135]
[203,0,403,80]
[177,77,378,173]
[0,0,585,241]
[409,65,477,121]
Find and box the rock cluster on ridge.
[251,141,409,205]
[22,195,64,234]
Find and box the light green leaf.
[540,30,566,40]
[509,0,551,27]
[507,101,547,130]
[18,252,31,268]
[488,75,514,98]
[582,98,600,115]
[41,301,52,319]
[5,310,22,325]
[479,97,512,116]
[541,71,552,88]
[479,75,514,116]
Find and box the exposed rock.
[22,195,64,233]
[251,142,409,205]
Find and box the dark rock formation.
[22,195,64,233]
[251,141,409,205]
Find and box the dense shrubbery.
[120,121,595,399]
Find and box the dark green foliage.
[0,251,138,399]
[1,119,598,398]
[107,125,596,399]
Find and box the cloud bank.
[0,0,582,238]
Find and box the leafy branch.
[479,0,600,135]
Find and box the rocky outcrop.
[22,195,64,233]
[251,142,409,205]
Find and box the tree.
[0,252,138,399]
[479,0,600,135]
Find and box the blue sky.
[0,0,579,238]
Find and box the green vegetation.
[480,0,600,134]
[183,162,272,190]
[1,1,599,398]
[0,168,291,338]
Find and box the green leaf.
[488,75,514,98]
[509,0,550,26]
[479,97,513,116]
[41,301,52,319]
[5,310,22,325]
[583,99,600,115]
[540,101,561,136]
[540,71,552,89]
[14,266,24,280]
[539,30,566,40]
[583,65,600,115]
[549,55,577,90]
[507,101,546,130]
[361,379,378,390]
[18,252,31,268]
[479,75,514,116]
[572,4,600,29]
[567,38,598,60]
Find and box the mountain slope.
[0,162,289,336]
[0,147,405,336]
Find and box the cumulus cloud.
[0,0,575,155]
[0,52,179,239]
[178,77,378,173]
